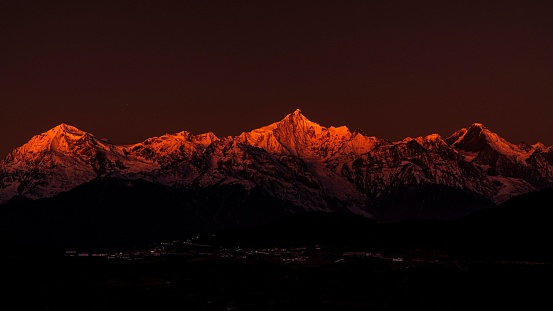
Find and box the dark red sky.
[1,0,552,158]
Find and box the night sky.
[1,0,552,158]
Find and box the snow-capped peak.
[194,131,219,147]
[46,123,87,138]
[446,123,544,163]
[530,142,547,150]
[50,122,79,132]
[469,124,518,154]
[447,123,494,153]
[414,133,446,149]
[280,108,321,128]
[0,123,129,203]
[13,123,96,156]
[237,109,353,158]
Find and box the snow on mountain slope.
[445,123,553,201]
[123,131,218,186]
[126,131,217,165]
[191,136,352,214]
[447,123,534,162]
[237,109,353,159]
[341,134,496,200]
[0,124,158,202]
[235,110,380,215]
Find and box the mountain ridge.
[1,109,552,225]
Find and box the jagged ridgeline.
[0,109,552,249]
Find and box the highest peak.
[284,108,309,121]
[260,108,321,132]
[239,108,354,158]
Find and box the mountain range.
[1,109,552,250]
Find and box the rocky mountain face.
[1,109,552,224]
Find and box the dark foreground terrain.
[3,246,553,311]
[2,188,552,310]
